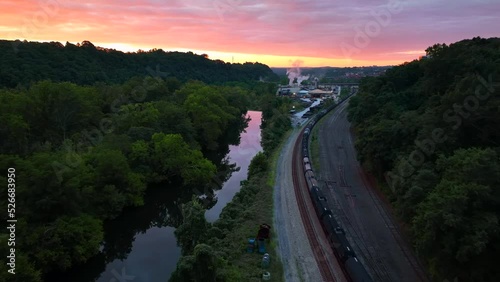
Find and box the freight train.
[300,98,373,282]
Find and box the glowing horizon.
[1,0,498,68]
[13,39,408,67]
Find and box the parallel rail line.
[292,130,338,282]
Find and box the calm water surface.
[94,111,262,282]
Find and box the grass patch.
[309,108,331,173]
[267,129,294,187]
[209,171,285,281]
[309,100,344,173]
[295,259,305,282]
[200,129,299,281]
[310,125,321,172]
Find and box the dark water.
[47,111,262,282]
[205,111,262,222]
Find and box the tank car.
[310,187,331,219]
[345,257,373,282]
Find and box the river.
[205,110,262,222]
[48,111,262,282]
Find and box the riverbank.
[169,141,288,281]
[170,99,295,281]
[210,147,286,281]
[169,144,283,282]
[205,111,263,222]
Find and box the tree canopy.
[347,37,500,281]
[0,40,278,88]
[0,39,279,280]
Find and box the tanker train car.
[300,98,372,282]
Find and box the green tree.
[89,148,145,207]
[248,151,267,177]
[192,244,218,282]
[169,255,196,282]
[154,101,196,143]
[27,81,100,143]
[182,83,238,150]
[150,133,216,185]
[0,90,30,154]
[412,148,500,280]
[24,215,103,272]
[168,244,219,282]
[174,199,210,255]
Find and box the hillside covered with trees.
[0,39,281,281]
[0,39,278,88]
[347,37,500,281]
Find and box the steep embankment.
[347,37,500,281]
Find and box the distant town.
[273,65,382,100]
[271,65,391,84]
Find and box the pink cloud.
[1,0,499,66]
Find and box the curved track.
[292,130,346,282]
[316,99,429,282]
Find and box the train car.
[302,144,308,156]
[316,193,331,215]
[334,231,355,262]
[345,257,373,282]
[304,126,312,136]
[304,163,312,173]
[302,136,309,155]
[304,170,315,182]
[299,93,372,282]
[304,170,316,189]
[316,201,332,220]
[310,186,325,200]
[302,135,309,149]
[306,177,319,191]
[322,214,340,236]
[310,187,331,219]
[321,215,354,261]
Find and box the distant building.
[277,88,291,96]
[308,89,332,98]
[298,90,308,97]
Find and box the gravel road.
[273,128,323,282]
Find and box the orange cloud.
[1,0,499,67]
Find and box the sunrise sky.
[1,0,499,67]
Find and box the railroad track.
[330,183,393,282]
[309,101,394,282]
[335,121,394,282]
[318,103,429,282]
[356,167,430,282]
[291,131,338,282]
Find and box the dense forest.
[0,40,281,281]
[0,40,278,88]
[347,37,500,281]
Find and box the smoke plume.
[287,60,309,86]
